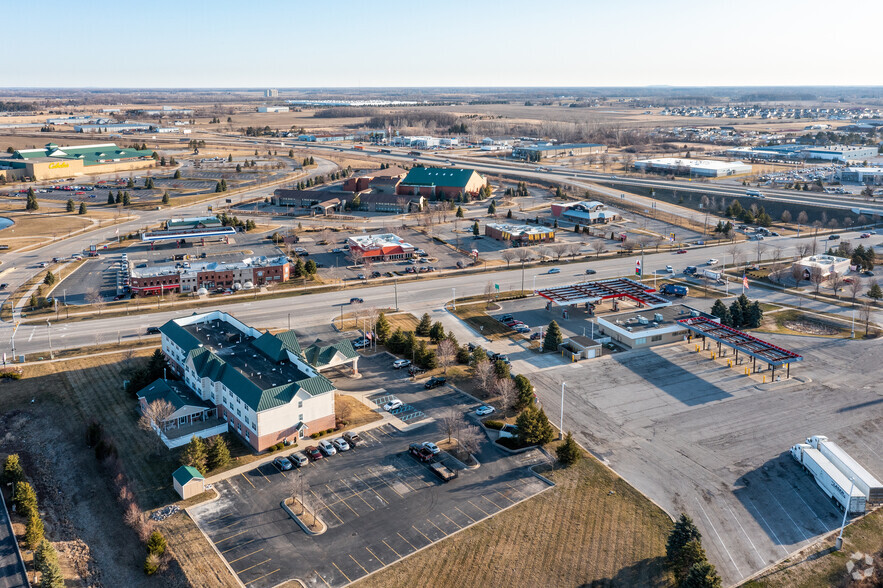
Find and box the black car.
[424,376,447,389]
[350,297,364,304]
[585,268,597,275]
[0,283,7,290]
[146,326,160,334]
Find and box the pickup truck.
[429,462,458,482]
[409,443,434,462]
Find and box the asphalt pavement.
[0,493,28,588]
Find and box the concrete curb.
[281,499,326,535]
[0,487,29,588]
[184,506,246,588]
[527,463,556,486]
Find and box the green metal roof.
[303,339,358,367]
[252,330,302,362]
[160,320,202,351]
[136,378,210,411]
[173,465,204,486]
[12,142,154,166]
[400,167,481,189]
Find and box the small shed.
[173,466,205,500]
[559,336,603,361]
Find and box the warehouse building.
[792,254,850,280]
[551,201,621,224]
[838,167,883,185]
[0,142,155,182]
[803,146,878,162]
[257,106,289,113]
[397,167,487,199]
[74,122,153,133]
[511,142,606,161]
[347,233,415,261]
[485,223,555,243]
[158,311,346,451]
[596,305,717,350]
[633,157,752,177]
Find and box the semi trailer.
[791,443,866,514]
[806,435,883,503]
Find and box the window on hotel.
[298,400,303,408]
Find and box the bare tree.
[348,248,364,266]
[810,266,825,294]
[441,408,459,443]
[566,242,582,258]
[501,249,517,268]
[754,240,768,264]
[458,424,484,456]
[515,247,532,264]
[620,240,636,255]
[537,245,552,261]
[791,263,805,287]
[320,228,332,245]
[726,243,742,270]
[472,359,495,394]
[829,270,844,298]
[494,377,517,413]
[591,239,605,258]
[797,211,809,226]
[795,241,812,259]
[484,281,495,306]
[859,303,872,336]
[86,287,104,315]
[139,398,174,434]
[550,243,568,261]
[848,277,864,306]
[436,339,456,374]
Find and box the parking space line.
[742,494,789,556]
[696,497,743,579]
[349,554,369,575]
[309,489,344,524]
[239,473,256,489]
[221,538,257,555]
[255,466,271,484]
[244,568,279,585]
[216,520,240,532]
[440,513,461,529]
[228,548,263,565]
[723,503,765,567]
[382,539,403,559]
[206,513,234,525]
[505,481,528,498]
[313,570,332,588]
[325,484,360,516]
[786,484,829,532]
[353,473,390,505]
[369,470,404,497]
[468,500,490,517]
[215,530,247,544]
[481,494,504,510]
[455,506,475,523]
[361,430,380,444]
[763,486,811,543]
[331,562,352,583]
[227,483,241,496]
[397,532,417,551]
[426,518,446,536]
[411,524,432,544]
[236,558,271,575]
[341,478,375,511]
[365,546,386,566]
[493,488,516,503]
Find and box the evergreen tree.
[236,163,242,173]
[472,221,480,236]
[160,156,166,166]
[215,181,223,193]
[78,202,87,214]
[304,259,317,275]
[543,320,563,352]
[162,191,170,205]
[126,177,134,188]
[513,374,534,409]
[710,299,731,327]
[26,190,39,211]
[666,514,703,571]
[25,512,44,549]
[309,156,314,165]
[66,198,75,212]
[507,209,513,219]
[488,200,496,214]
[122,192,131,205]
[747,301,763,328]
[456,206,464,218]
[429,321,445,343]
[671,539,709,584]
[403,331,418,358]
[43,271,56,286]
[173,169,181,179]
[36,539,64,588]
[220,179,227,191]
[386,328,406,354]
[107,192,115,205]
[115,191,122,204]
[147,530,167,556]
[14,481,38,518]
[416,313,432,337]
[181,436,208,474]
[292,259,304,278]
[494,358,510,379]
[868,282,882,301]
[207,436,231,470]
[169,157,177,165]
[374,312,391,344]
[228,154,233,163]
[682,561,723,588]
[556,432,582,467]
[729,300,744,328]
[515,405,555,445]
[574,223,580,233]
[471,347,488,365]
[2,454,24,485]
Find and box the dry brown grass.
[451,302,514,340]
[356,445,673,588]
[0,205,133,251]
[156,509,239,588]
[336,394,382,428]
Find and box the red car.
[676,249,688,254]
[305,446,323,461]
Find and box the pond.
[0,217,12,231]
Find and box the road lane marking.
[411,525,432,544]
[349,554,369,575]
[314,570,331,588]
[228,548,263,565]
[239,473,255,489]
[397,532,417,551]
[332,562,352,583]
[365,546,385,566]
[696,497,743,578]
[455,507,475,523]
[221,538,257,554]
[382,539,402,558]
[236,558,271,574]
[245,568,279,585]
[215,530,246,544]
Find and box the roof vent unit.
[626,326,633,332]
[654,313,664,322]
[637,316,649,325]
[691,309,700,317]
[651,322,658,327]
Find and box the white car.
[392,359,411,369]
[706,259,719,266]
[318,439,337,456]
[422,442,440,455]
[475,405,495,417]
[383,399,403,412]
[665,265,674,273]
[332,438,350,452]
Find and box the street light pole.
[851,308,855,338]
[47,320,53,360]
[559,382,565,440]
[452,287,456,310]
[836,476,856,550]
[394,278,398,311]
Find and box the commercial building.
[485,223,555,243]
[265,89,279,98]
[144,107,193,116]
[511,142,606,161]
[342,167,407,192]
[47,115,110,125]
[633,157,752,177]
[792,254,850,280]
[596,305,716,350]
[74,122,153,133]
[347,233,415,261]
[803,146,878,162]
[140,216,236,243]
[137,379,226,448]
[551,201,621,224]
[129,255,290,296]
[0,142,155,182]
[257,106,289,113]
[397,167,487,199]
[158,311,348,451]
[838,167,883,185]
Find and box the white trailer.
[806,435,883,503]
[791,444,866,514]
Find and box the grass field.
[744,507,883,588]
[355,443,673,588]
[451,301,515,340]
[156,508,239,588]
[0,205,132,251]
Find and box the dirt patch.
[782,318,839,336]
[335,394,382,428]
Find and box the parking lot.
[190,356,552,587]
[524,333,883,586]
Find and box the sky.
[6,0,882,88]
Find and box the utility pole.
[47,321,53,360]
[452,287,456,310]
[288,313,291,331]
[520,261,525,294]
[835,476,855,550]
[394,279,398,311]
[559,382,565,440]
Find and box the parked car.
[357,274,365,280]
[548,268,560,274]
[332,438,350,452]
[393,359,411,369]
[384,399,403,412]
[273,456,293,471]
[515,325,531,333]
[862,271,875,277]
[318,439,337,456]
[422,442,440,455]
[350,297,364,304]
[289,452,309,467]
[407,365,426,376]
[860,233,871,239]
[706,259,719,266]
[0,284,7,290]
[828,235,840,241]
[498,424,519,439]
[409,443,434,462]
[342,431,362,447]
[585,268,597,275]
[146,326,160,334]
[530,332,542,340]
[475,405,495,416]
[499,314,514,322]
[305,446,323,461]
[353,338,369,348]
[424,376,446,389]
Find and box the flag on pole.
[115,227,119,235]
[743,272,749,290]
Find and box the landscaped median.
[282,497,326,535]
